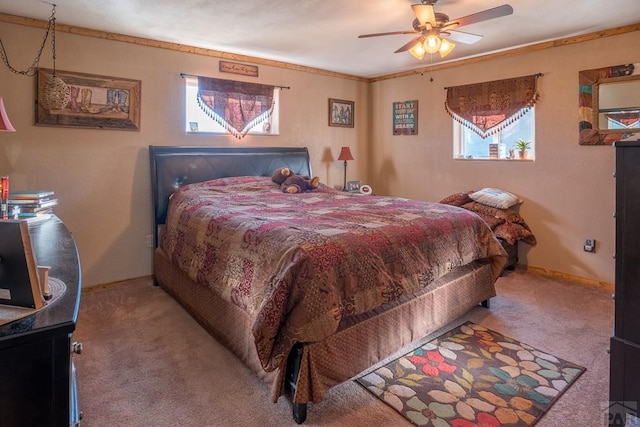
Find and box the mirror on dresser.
[578,63,640,145]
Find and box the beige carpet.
[74,269,613,426]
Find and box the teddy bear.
[271,167,320,194]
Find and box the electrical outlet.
[146,234,154,248]
[583,238,596,253]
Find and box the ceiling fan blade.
[449,4,514,28]
[358,30,417,39]
[394,35,424,53]
[411,4,436,27]
[444,30,483,45]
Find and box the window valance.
[445,74,539,138]
[196,76,276,139]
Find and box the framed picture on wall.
[392,100,418,135]
[36,68,141,130]
[329,98,354,128]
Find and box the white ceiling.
[1,0,639,78]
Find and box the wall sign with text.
[219,61,259,77]
[393,100,418,135]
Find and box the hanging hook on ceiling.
[0,3,57,77]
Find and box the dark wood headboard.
[149,145,312,245]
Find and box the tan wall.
[368,31,640,285]
[1,20,637,287]
[0,22,369,287]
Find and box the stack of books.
[8,190,58,220]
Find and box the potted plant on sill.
[515,138,532,159]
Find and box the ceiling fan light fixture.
[408,41,426,60]
[439,38,455,57]
[359,2,513,63]
[423,33,441,54]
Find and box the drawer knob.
[71,341,83,355]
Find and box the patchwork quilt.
[161,177,508,371]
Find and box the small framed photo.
[347,180,362,193]
[329,98,354,128]
[0,220,43,309]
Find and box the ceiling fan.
[358,0,513,59]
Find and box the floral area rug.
[356,322,585,426]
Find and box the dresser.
[610,140,640,426]
[0,216,82,426]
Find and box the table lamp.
[337,146,354,191]
[0,97,15,219]
[0,97,16,132]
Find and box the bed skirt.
[153,248,496,405]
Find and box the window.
[445,74,539,160]
[184,76,279,136]
[454,107,535,160]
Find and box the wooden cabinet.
[610,140,640,426]
[0,216,82,426]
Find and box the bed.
[149,145,508,423]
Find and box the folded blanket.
[440,192,537,246]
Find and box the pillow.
[494,222,537,246]
[439,191,473,207]
[461,202,527,225]
[469,188,522,209]
[472,212,506,230]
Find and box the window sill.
[453,157,534,162]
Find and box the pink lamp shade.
[0,98,16,132]
[337,146,354,161]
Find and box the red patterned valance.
[445,74,539,138]
[197,76,275,139]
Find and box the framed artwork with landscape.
[36,68,141,130]
[329,98,354,128]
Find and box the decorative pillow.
[462,202,527,225]
[472,212,506,230]
[462,201,501,217]
[439,191,473,207]
[469,188,522,209]
[494,222,537,246]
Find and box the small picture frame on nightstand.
[0,220,43,309]
[346,180,362,193]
